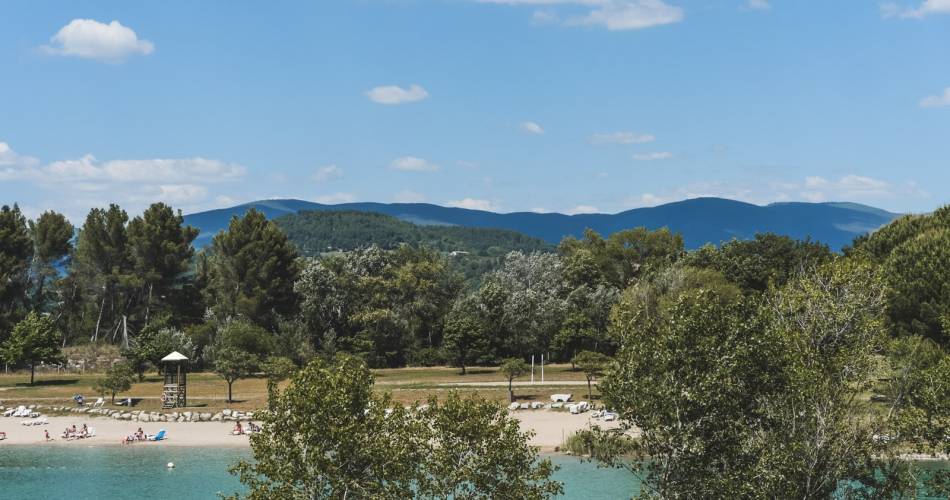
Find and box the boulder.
[199,412,211,422]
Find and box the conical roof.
[161,351,189,362]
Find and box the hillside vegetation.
[274,210,552,282]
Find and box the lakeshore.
[0,410,625,452]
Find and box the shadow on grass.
[15,378,80,387]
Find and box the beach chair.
[92,398,104,409]
[148,429,167,441]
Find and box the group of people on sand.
[123,427,147,444]
[231,421,261,435]
[61,424,92,440]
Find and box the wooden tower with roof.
[161,351,188,409]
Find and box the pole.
[541,354,544,383]
[531,355,535,383]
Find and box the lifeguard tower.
[161,351,188,409]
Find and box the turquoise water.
[0,447,640,499]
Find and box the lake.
[0,447,640,499]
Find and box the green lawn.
[0,363,592,413]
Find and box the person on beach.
[44,430,52,441]
[233,422,244,435]
[0,431,7,440]
[80,424,88,438]
[247,422,261,433]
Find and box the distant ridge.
[184,197,901,251]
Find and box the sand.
[0,411,625,451]
[0,417,252,447]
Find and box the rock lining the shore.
[0,404,255,423]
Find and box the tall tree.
[28,210,73,311]
[229,356,560,499]
[73,204,132,343]
[228,355,428,499]
[127,203,200,328]
[442,294,489,374]
[2,312,65,385]
[208,209,300,330]
[601,260,914,498]
[0,204,32,339]
[417,392,562,499]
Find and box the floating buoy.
[167,462,175,468]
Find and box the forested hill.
[274,210,551,255]
[184,197,900,251]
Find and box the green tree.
[559,227,685,289]
[684,233,832,294]
[229,356,561,499]
[228,355,427,499]
[207,209,300,330]
[124,325,195,380]
[499,358,529,403]
[260,355,296,395]
[73,204,133,342]
[126,203,200,327]
[416,391,562,499]
[572,351,610,401]
[214,343,258,404]
[2,312,65,385]
[0,205,32,339]
[882,227,950,347]
[28,210,74,311]
[442,295,488,374]
[94,361,135,403]
[601,260,913,498]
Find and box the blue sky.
[1,0,949,220]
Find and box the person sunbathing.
[233,422,245,435]
[80,424,89,438]
[0,431,7,440]
[246,422,261,433]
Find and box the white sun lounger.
[92,398,104,409]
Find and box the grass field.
[0,364,599,414]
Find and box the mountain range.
[183,198,901,251]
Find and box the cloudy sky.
[1,1,948,220]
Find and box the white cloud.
[2,154,245,184]
[41,19,153,62]
[746,0,770,9]
[312,164,343,182]
[390,156,440,172]
[0,142,39,168]
[520,121,545,134]
[566,204,600,214]
[365,84,429,105]
[589,131,655,145]
[313,192,356,204]
[882,1,950,18]
[0,142,247,218]
[624,175,928,209]
[393,190,427,203]
[920,87,950,108]
[633,151,673,161]
[446,198,499,211]
[479,0,684,31]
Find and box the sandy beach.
[0,411,624,451]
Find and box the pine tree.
[208,209,299,329]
